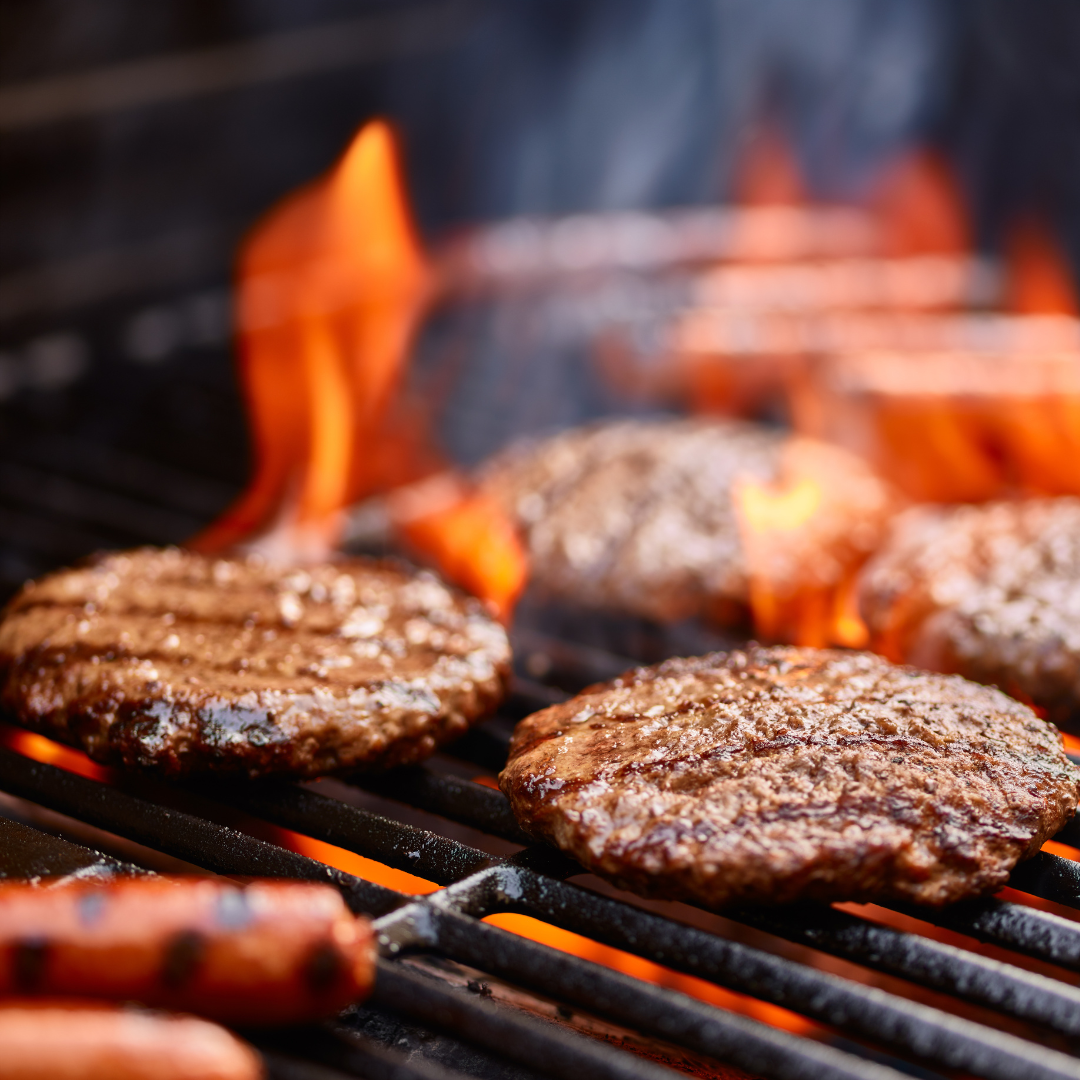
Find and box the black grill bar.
[373,962,688,1080]
[0,749,938,1080]
[208,767,1080,1063]
[0,747,401,916]
[1009,853,1080,911]
[380,906,915,1080]
[736,903,1080,1040]
[22,744,1080,1080]
[354,769,530,845]
[398,869,1080,1080]
[220,757,1080,1047]
[0,813,141,880]
[0,751,915,1080]
[899,896,1080,974]
[258,1028,504,1080]
[348,762,1080,1038]
[197,778,499,887]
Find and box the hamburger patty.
[477,418,894,624]
[0,548,510,777]
[859,499,1080,727]
[500,646,1078,907]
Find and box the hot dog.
[0,878,375,1024]
[0,1001,264,1080]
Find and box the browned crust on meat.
[0,548,510,778]
[859,499,1080,727]
[476,418,784,623]
[499,646,1079,908]
[477,418,896,626]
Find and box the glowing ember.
[484,912,818,1038]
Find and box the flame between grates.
[4,666,1080,1080]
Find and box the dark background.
[2,0,1079,596]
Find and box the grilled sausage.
[0,878,375,1024]
[0,1000,263,1080]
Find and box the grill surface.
[5,655,1080,1080]
[3,305,1080,1080]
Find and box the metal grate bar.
[0,767,702,1080]
[736,902,1080,1040]
[355,768,530,845]
[193,766,1080,1079]
[897,896,1080,974]
[0,747,920,1080]
[0,747,953,1080]
[373,961,687,1080]
[0,747,401,916]
[471,871,1080,1075]
[378,905,916,1080]
[1009,853,1080,911]
[0,813,140,880]
[258,1031,487,1080]
[8,739,1080,1078]
[197,778,499,886]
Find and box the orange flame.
[872,147,970,256]
[0,724,111,783]
[732,124,807,209]
[192,119,528,616]
[193,120,430,558]
[388,473,528,623]
[733,439,897,647]
[1004,216,1079,316]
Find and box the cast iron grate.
[5,667,1080,1080]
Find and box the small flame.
[0,723,110,782]
[1004,217,1079,316]
[733,439,896,648]
[872,147,970,256]
[388,473,528,622]
[192,119,528,616]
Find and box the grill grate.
[5,692,1080,1080]
[3,334,1080,1079]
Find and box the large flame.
[192,120,527,617]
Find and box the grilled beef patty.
[500,646,1078,907]
[0,548,510,777]
[859,499,1080,728]
[477,418,894,624]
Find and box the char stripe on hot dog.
[0,878,375,1025]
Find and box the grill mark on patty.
[0,548,511,778]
